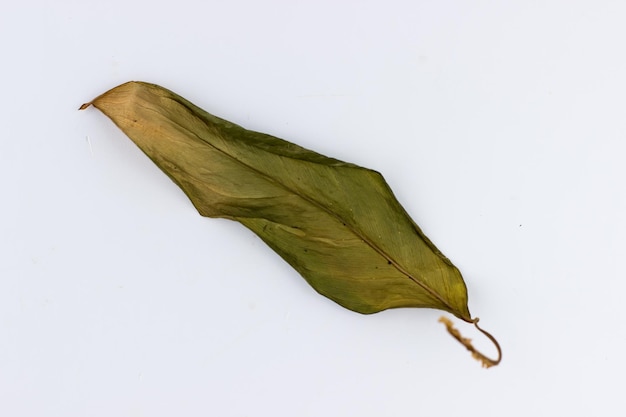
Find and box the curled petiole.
[439,316,502,368]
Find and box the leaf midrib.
[161,98,459,315]
[98,91,457,315]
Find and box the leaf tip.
[79,102,92,110]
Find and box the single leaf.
[81,81,501,366]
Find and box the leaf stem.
[438,316,502,368]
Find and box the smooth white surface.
[2,1,625,416]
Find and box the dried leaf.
[81,81,501,366]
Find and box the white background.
[2,1,625,416]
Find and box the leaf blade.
[84,81,472,321]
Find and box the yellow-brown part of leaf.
[439,316,502,368]
[80,81,472,321]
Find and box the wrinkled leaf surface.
[82,81,472,322]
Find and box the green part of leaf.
[82,81,472,321]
